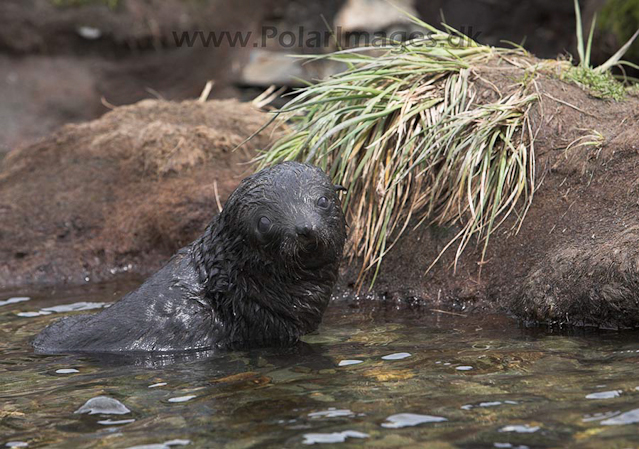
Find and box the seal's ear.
[333,185,347,193]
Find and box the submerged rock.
[381,413,447,428]
[302,430,369,445]
[74,396,131,415]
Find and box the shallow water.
[3,282,639,448]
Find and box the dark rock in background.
[0,0,276,154]
[1,0,634,155]
[415,0,578,58]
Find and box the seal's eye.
[317,196,330,209]
[257,216,272,234]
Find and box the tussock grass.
[259,19,539,286]
[257,3,637,287]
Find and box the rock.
[334,0,417,33]
[0,0,279,153]
[239,49,344,87]
[514,226,639,328]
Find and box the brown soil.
[0,99,280,287]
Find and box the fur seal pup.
[34,162,347,353]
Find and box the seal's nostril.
[296,224,313,238]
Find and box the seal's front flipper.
[32,314,95,354]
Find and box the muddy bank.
[2,69,639,327]
[0,99,278,287]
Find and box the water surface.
[2,282,639,448]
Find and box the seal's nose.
[295,224,313,238]
[295,224,314,239]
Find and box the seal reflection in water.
[34,162,347,353]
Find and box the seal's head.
[221,161,347,270]
[195,162,347,347]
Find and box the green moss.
[562,65,627,100]
[627,83,639,96]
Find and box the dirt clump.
[0,99,280,288]
[514,226,639,328]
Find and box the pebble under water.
[2,281,639,448]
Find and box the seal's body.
[34,162,347,353]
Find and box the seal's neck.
[191,215,338,348]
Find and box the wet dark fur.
[34,162,347,353]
